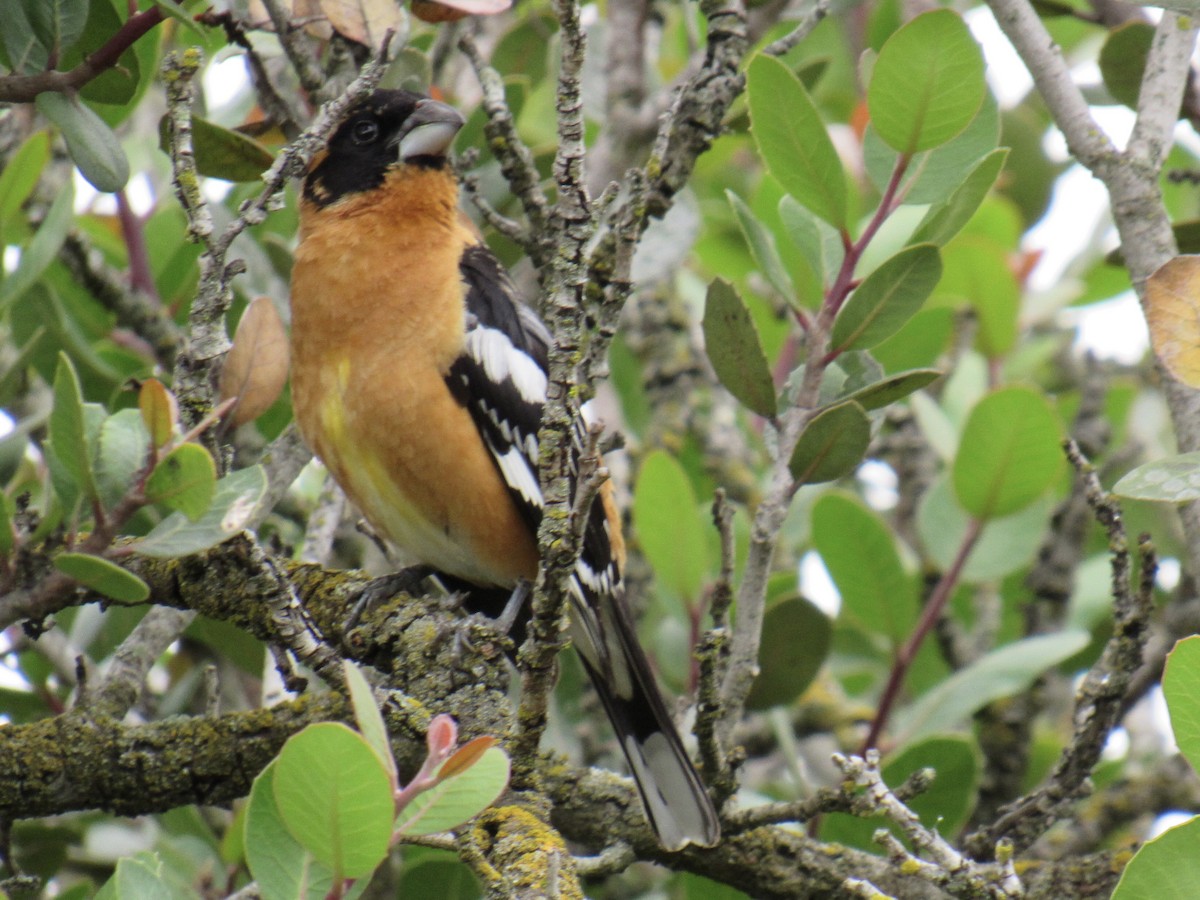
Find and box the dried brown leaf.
[1146,255,1200,388]
[317,0,404,45]
[219,296,290,429]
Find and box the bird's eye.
[352,120,379,145]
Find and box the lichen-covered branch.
[0,692,344,820]
[963,442,1156,857]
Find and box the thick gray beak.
[398,98,466,161]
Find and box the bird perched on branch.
[289,89,720,851]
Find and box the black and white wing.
[445,242,719,850]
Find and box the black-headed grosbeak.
[289,90,721,851]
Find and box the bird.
[289,88,721,851]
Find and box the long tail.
[570,583,721,851]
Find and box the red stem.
[116,190,161,303]
[860,517,984,754]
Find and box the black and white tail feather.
[446,245,721,851]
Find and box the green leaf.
[864,85,1000,209]
[702,278,777,418]
[246,763,344,900]
[145,443,217,522]
[157,115,275,183]
[0,179,75,311]
[912,149,1010,246]
[821,736,979,851]
[841,368,942,411]
[35,92,130,192]
[54,552,150,603]
[813,492,916,648]
[953,387,1061,520]
[831,244,942,353]
[748,54,848,228]
[24,0,88,59]
[396,746,510,836]
[1113,452,1200,502]
[632,451,709,601]
[1099,23,1153,110]
[96,409,151,510]
[94,854,176,900]
[1164,636,1200,775]
[896,631,1090,746]
[2,2,48,73]
[935,237,1020,358]
[397,861,481,899]
[48,353,98,504]
[726,191,794,301]
[60,0,147,107]
[918,477,1054,582]
[0,494,14,556]
[150,0,203,33]
[136,465,267,558]
[0,131,50,239]
[274,723,393,879]
[745,595,832,710]
[885,737,978,835]
[788,401,870,485]
[1112,815,1200,900]
[868,10,986,154]
[344,660,397,784]
[779,194,845,289]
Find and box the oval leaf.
[841,368,942,411]
[831,244,943,352]
[1113,452,1200,502]
[136,465,267,558]
[748,54,848,229]
[139,378,178,448]
[632,451,709,601]
[952,387,1061,520]
[246,762,340,900]
[1145,255,1200,388]
[1164,636,1200,776]
[343,660,397,784]
[219,296,291,427]
[157,114,275,183]
[0,177,75,310]
[0,131,51,236]
[868,10,986,154]
[745,595,832,710]
[779,194,845,290]
[95,409,151,510]
[912,148,1010,247]
[726,191,794,301]
[55,552,150,603]
[35,91,129,192]
[145,443,217,522]
[1099,22,1153,110]
[396,745,510,836]
[788,401,870,485]
[813,492,916,648]
[896,630,1090,746]
[48,352,98,503]
[702,278,777,418]
[1112,815,1200,900]
[274,722,393,878]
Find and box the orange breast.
[290,167,539,587]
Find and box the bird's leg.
[344,564,437,633]
[492,578,532,637]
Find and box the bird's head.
[303,90,466,209]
